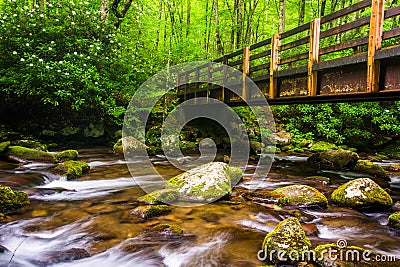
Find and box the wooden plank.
[367,0,385,93]
[228,59,242,67]
[226,49,243,59]
[280,36,310,51]
[242,46,250,100]
[275,66,308,78]
[250,50,270,61]
[279,52,309,65]
[319,36,369,55]
[320,0,372,24]
[374,45,400,60]
[250,62,270,73]
[250,39,271,50]
[269,34,280,99]
[382,28,400,40]
[280,22,311,39]
[314,54,368,71]
[320,16,370,39]
[308,18,321,96]
[384,6,400,19]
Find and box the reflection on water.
[0,149,399,266]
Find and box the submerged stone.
[388,211,400,229]
[354,160,389,180]
[308,149,359,170]
[55,150,79,161]
[137,189,179,205]
[331,178,393,210]
[131,205,171,221]
[113,136,147,154]
[261,217,311,265]
[164,162,242,202]
[53,160,90,179]
[6,146,56,163]
[0,186,30,213]
[271,184,328,208]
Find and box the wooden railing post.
[242,46,250,101]
[308,18,321,96]
[207,62,212,103]
[222,55,228,102]
[269,34,280,99]
[184,72,188,101]
[194,67,199,104]
[367,0,385,93]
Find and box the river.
[0,147,399,266]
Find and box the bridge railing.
[177,0,400,104]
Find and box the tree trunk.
[236,0,242,49]
[186,0,191,37]
[100,0,109,21]
[278,0,286,34]
[320,0,327,17]
[155,0,162,48]
[231,0,238,50]
[298,0,306,26]
[111,0,133,28]
[213,0,224,54]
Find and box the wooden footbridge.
[176,0,400,105]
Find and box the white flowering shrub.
[0,0,126,123]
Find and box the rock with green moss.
[309,141,338,152]
[14,140,47,151]
[131,205,171,221]
[137,189,179,204]
[354,160,389,180]
[151,224,183,235]
[261,217,311,265]
[308,149,359,170]
[6,146,56,163]
[165,162,242,202]
[0,141,10,154]
[53,160,90,179]
[314,244,398,267]
[388,211,400,229]
[250,140,263,154]
[55,150,79,161]
[113,136,147,154]
[271,185,328,208]
[0,186,30,213]
[0,213,11,223]
[331,178,393,210]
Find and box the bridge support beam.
[308,18,321,97]
[242,46,250,101]
[269,34,280,99]
[367,0,385,93]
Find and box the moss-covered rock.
[55,150,79,161]
[388,211,400,229]
[14,140,47,151]
[309,141,337,152]
[0,186,30,213]
[164,162,242,202]
[0,213,11,223]
[131,205,171,221]
[6,146,56,163]
[308,149,359,170]
[250,140,263,154]
[137,189,179,204]
[331,178,393,210]
[151,224,183,235]
[113,136,147,154]
[53,160,90,179]
[261,217,311,265]
[354,160,390,180]
[271,185,328,208]
[0,141,10,154]
[314,244,398,267]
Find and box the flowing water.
[0,148,399,266]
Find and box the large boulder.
[271,131,293,146]
[0,186,30,213]
[137,189,179,205]
[113,136,147,154]
[354,160,389,180]
[14,140,47,151]
[6,146,56,163]
[308,149,359,170]
[271,185,328,208]
[0,141,10,154]
[331,178,393,210]
[261,217,311,265]
[53,160,90,179]
[164,162,242,202]
[34,248,90,265]
[388,211,400,229]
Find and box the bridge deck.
[176,0,400,105]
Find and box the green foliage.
[272,102,400,149]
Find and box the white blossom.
[12,51,17,55]
[20,58,25,61]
